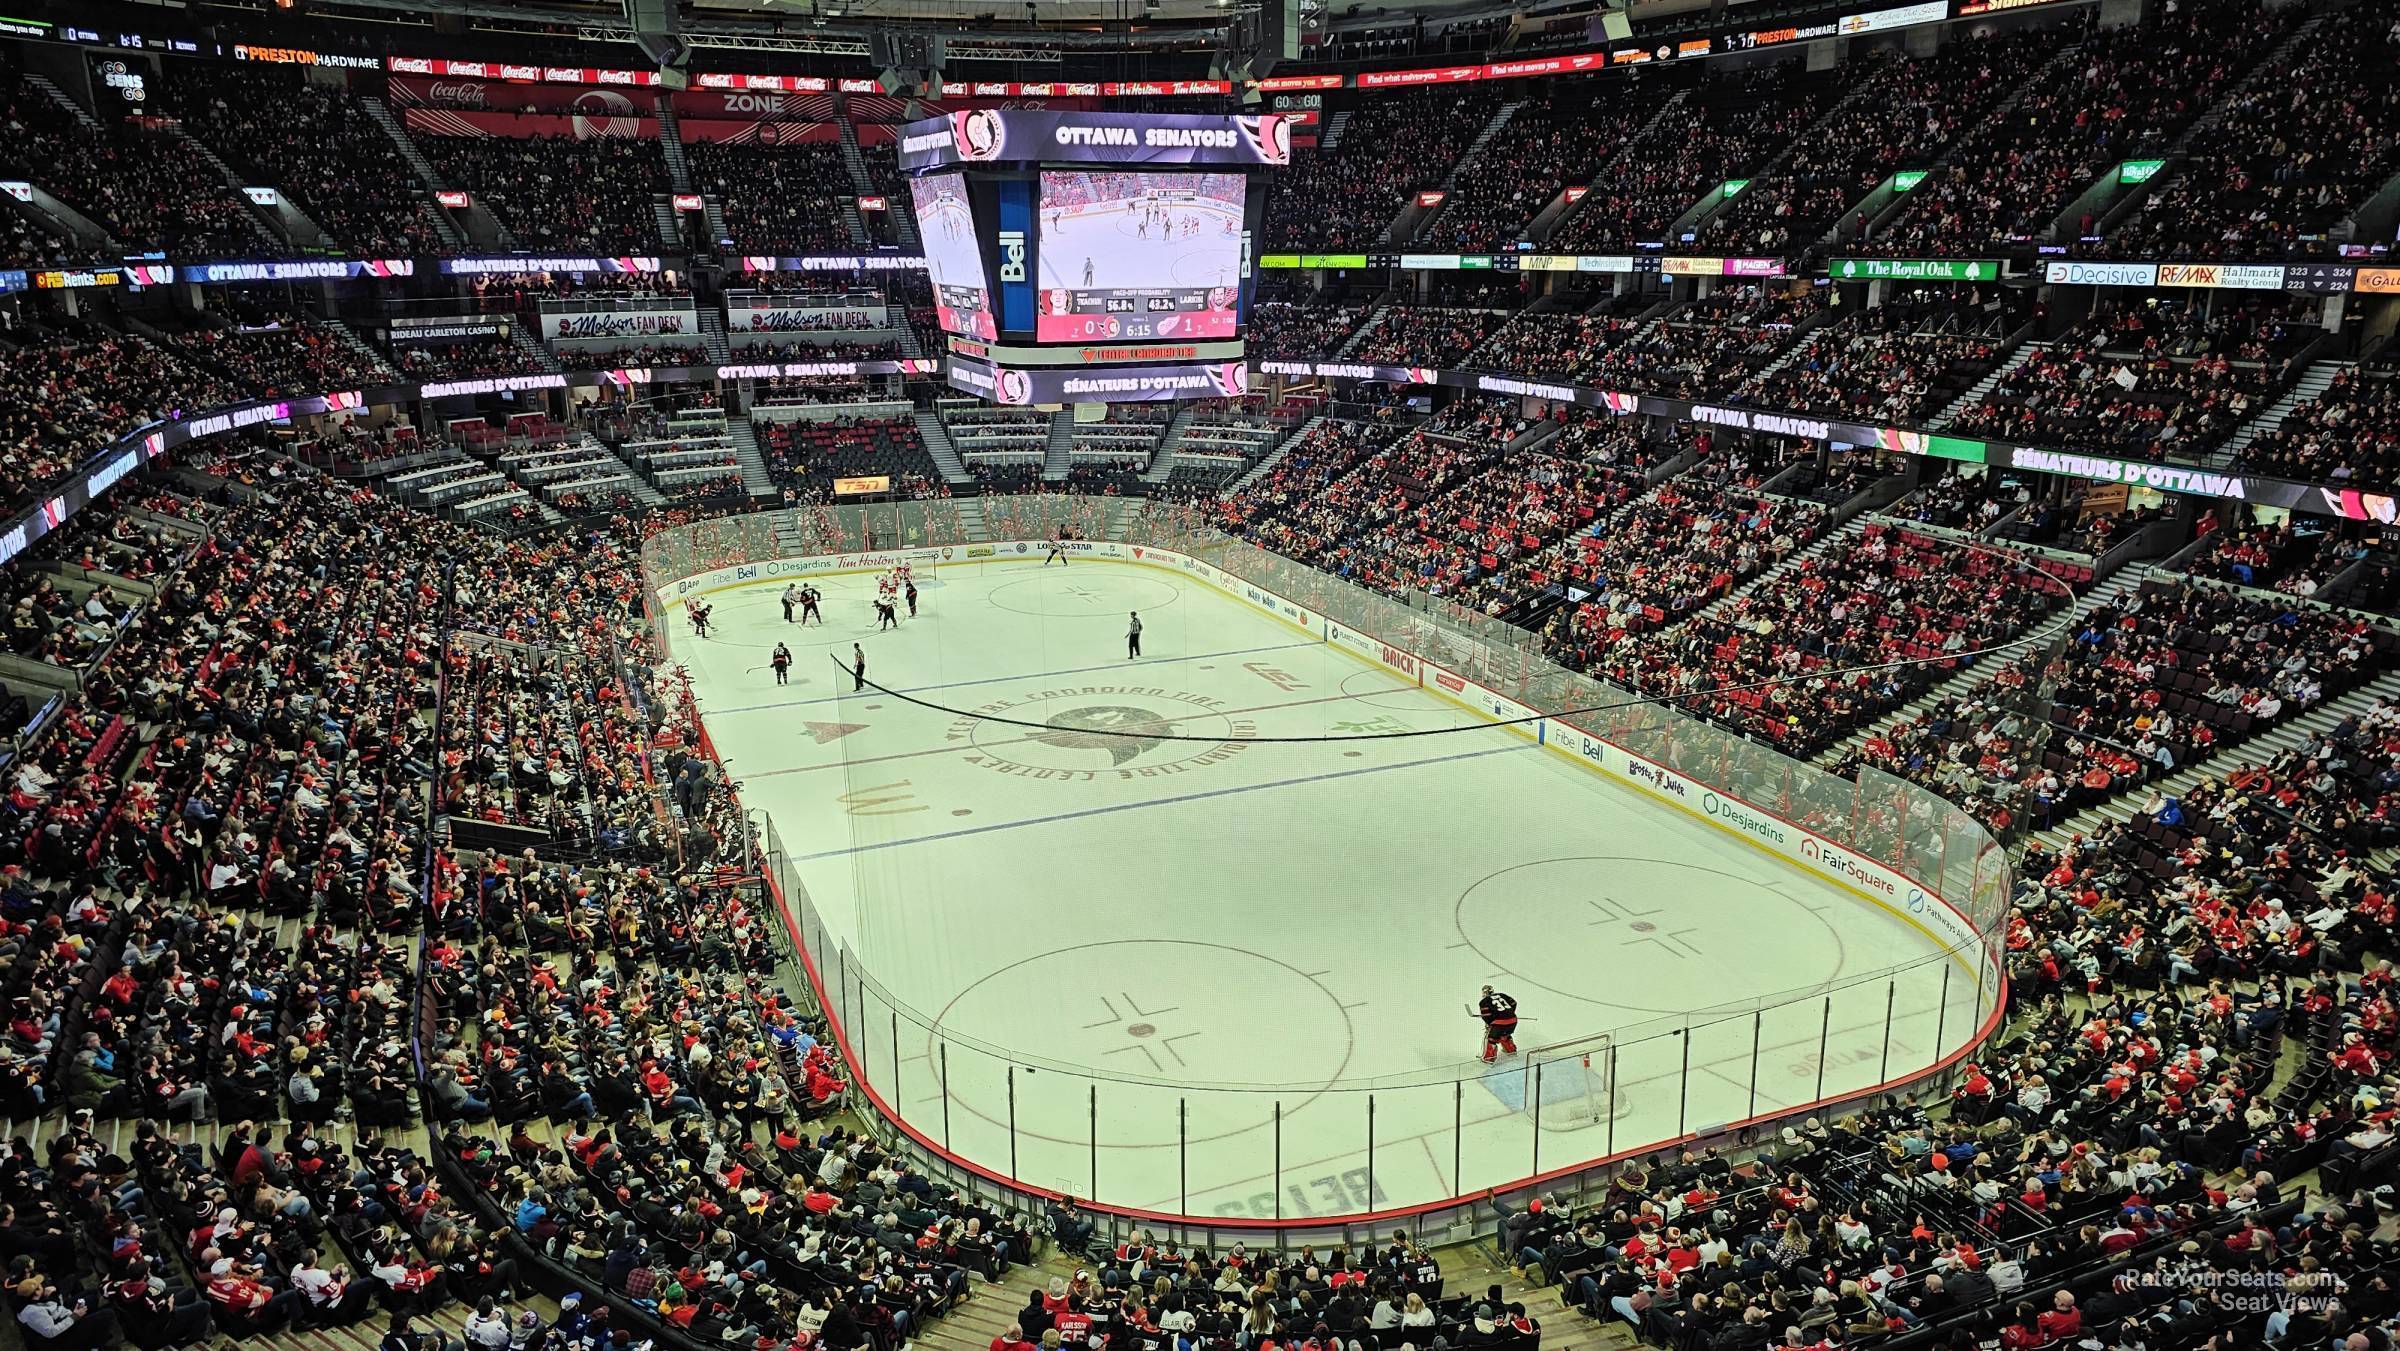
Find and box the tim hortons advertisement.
[898,111,1293,170]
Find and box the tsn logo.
[998,230,1027,283]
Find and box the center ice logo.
[1029,704,1174,766]
[945,685,1257,780]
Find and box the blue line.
[701,639,1321,715]
[791,742,1524,862]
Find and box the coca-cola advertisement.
[389,74,622,114]
[403,105,657,141]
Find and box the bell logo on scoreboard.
[998,230,1028,283]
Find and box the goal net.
[1481,1033,1616,1129]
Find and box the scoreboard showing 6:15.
[1034,170,1245,342]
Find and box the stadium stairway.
[954,497,994,542]
[725,415,780,498]
[2212,358,2344,465]
[1142,407,1197,483]
[1839,42,2085,253]
[507,315,565,375]
[1537,89,1691,246]
[1318,109,1353,151]
[595,435,670,507]
[174,123,314,251]
[2083,15,2323,247]
[915,409,975,486]
[1673,74,1876,245]
[1927,324,2040,425]
[1229,413,1329,493]
[652,196,686,254]
[323,316,402,382]
[656,101,694,193]
[1043,410,1076,482]
[699,305,733,363]
[1439,1241,1637,1351]
[357,97,484,254]
[25,71,100,130]
[1334,300,1393,359]
[2032,664,2400,856]
[1390,98,1530,246]
[1809,560,2152,771]
[357,95,473,251]
[915,1252,1084,1351]
[838,116,876,193]
[1685,517,1869,627]
[1736,309,1840,389]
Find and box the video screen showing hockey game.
[1036,170,1245,342]
[909,171,997,341]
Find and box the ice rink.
[671,556,1982,1219]
[1038,203,1243,291]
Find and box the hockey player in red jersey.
[1477,986,1519,1062]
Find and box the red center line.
[738,683,1487,779]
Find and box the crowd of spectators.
[729,339,900,364]
[1550,67,1838,253]
[0,325,240,505]
[2071,294,2320,364]
[1739,302,2009,425]
[1846,576,2382,834]
[1246,296,1375,357]
[686,140,859,254]
[17,36,2400,1351]
[1351,306,1513,368]
[2187,518,2362,602]
[159,310,395,399]
[1468,309,1650,385]
[383,333,552,381]
[551,343,706,373]
[2236,364,2400,486]
[0,50,264,260]
[165,65,445,256]
[1890,467,2020,536]
[759,416,938,496]
[1604,286,1824,394]
[1586,523,2073,755]
[1864,0,2274,258]
[1699,33,2053,256]
[5,353,2400,1351]
[1218,412,1417,536]
[2094,4,2400,261]
[1261,88,1505,248]
[419,133,666,253]
[1418,79,1662,252]
[1950,341,2283,463]
[1545,473,1827,667]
